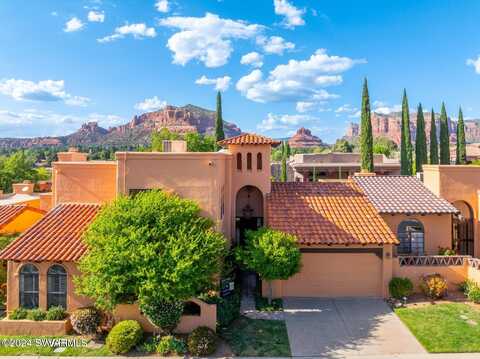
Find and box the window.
[257,153,262,170]
[183,301,201,316]
[236,153,242,170]
[19,264,39,309]
[47,265,67,309]
[247,153,252,170]
[397,220,425,255]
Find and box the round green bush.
[139,297,184,333]
[46,306,67,321]
[106,320,143,354]
[70,307,101,335]
[27,309,47,321]
[389,277,414,299]
[468,284,480,304]
[187,326,218,356]
[156,335,187,355]
[9,307,28,320]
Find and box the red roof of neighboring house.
[266,182,398,246]
[0,205,45,230]
[0,203,100,262]
[218,133,281,146]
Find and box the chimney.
[12,181,35,195]
[162,140,187,153]
[57,147,88,162]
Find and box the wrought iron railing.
[467,257,480,270]
[398,255,470,267]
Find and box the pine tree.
[360,78,373,172]
[214,91,225,149]
[429,109,439,164]
[439,102,450,164]
[400,89,413,175]
[456,107,467,165]
[415,103,428,173]
[280,141,287,182]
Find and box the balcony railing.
[398,255,471,267]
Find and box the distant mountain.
[0,104,242,149]
[288,127,324,148]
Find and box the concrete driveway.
[283,297,426,358]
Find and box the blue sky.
[1,0,480,143]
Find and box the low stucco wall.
[114,298,217,333]
[0,319,71,336]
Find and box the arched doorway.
[453,201,474,256]
[235,185,264,244]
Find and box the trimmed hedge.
[217,290,241,328]
[106,320,143,354]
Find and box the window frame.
[397,220,425,255]
[257,152,262,170]
[246,153,252,170]
[47,264,68,309]
[19,264,39,309]
[236,153,242,171]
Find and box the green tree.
[373,137,398,158]
[235,228,301,303]
[360,78,374,172]
[184,132,216,152]
[75,190,227,318]
[415,103,428,173]
[429,109,439,164]
[0,151,38,192]
[151,128,181,151]
[285,141,291,158]
[456,107,467,165]
[400,89,413,175]
[215,91,225,149]
[439,102,450,164]
[333,139,354,153]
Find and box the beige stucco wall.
[381,213,452,255]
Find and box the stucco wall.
[381,213,452,255]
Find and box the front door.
[454,217,474,256]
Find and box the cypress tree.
[415,103,428,173]
[285,141,291,158]
[215,91,225,149]
[400,89,413,175]
[360,78,374,172]
[439,102,450,164]
[280,141,287,182]
[456,107,467,165]
[429,109,439,164]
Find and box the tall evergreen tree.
[400,89,413,175]
[415,103,428,173]
[285,141,291,158]
[429,109,439,164]
[280,141,287,182]
[456,106,467,165]
[214,91,225,149]
[360,78,374,172]
[439,102,450,164]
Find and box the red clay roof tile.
[218,133,281,146]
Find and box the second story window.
[236,153,242,170]
[257,153,262,170]
[247,153,252,170]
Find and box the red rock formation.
[288,127,323,148]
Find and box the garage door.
[282,250,383,297]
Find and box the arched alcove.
[235,185,263,245]
[452,200,474,256]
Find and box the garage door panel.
[282,252,382,297]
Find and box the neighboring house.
[0,182,41,208]
[352,175,459,256]
[0,205,45,235]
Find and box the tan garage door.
[282,251,383,297]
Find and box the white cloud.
[51,11,58,16]
[98,23,157,43]
[0,79,90,107]
[158,13,263,67]
[134,96,167,112]
[467,55,480,74]
[349,110,361,118]
[240,52,264,68]
[155,0,170,13]
[296,101,315,113]
[64,17,85,32]
[335,104,357,113]
[258,113,314,131]
[273,0,305,28]
[195,75,231,91]
[236,49,365,103]
[374,104,401,115]
[256,35,295,55]
[88,10,105,22]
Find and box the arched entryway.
[235,185,264,244]
[453,200,475,256]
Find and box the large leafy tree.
[333,139,354,153]
[151,128,215,152]
[76,190,227,314]
[439,102,450,164]
[235,228,301,303]
[215,91,225,149]
[415,103,428,173]
[456,107,467,165]
[373,137,398,158]
[360,78,374,172]
[0,151,48,193]
[400,89,413,175]
[429,109,439,164]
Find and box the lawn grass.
[255,295,283,311]
[396,303,480,353]
[220,316,291,357]
[0,336,111,356]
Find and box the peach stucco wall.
[381,213,452,255]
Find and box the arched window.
[19,264,39,309]
[236,153,242,170]
[398,220,424,255]
[47,265,67,309]
[183,301,201,316]
[257,153,262,170]
[247,153,252,170]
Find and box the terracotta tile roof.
[352,175,459,214]
[218,133,281,146]
[267,182,398,246]
[0,203,101,262]
[0,205,28,229]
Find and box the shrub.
[438,247,456,256]
[156,335,187,355]
[70,307,101,335]
[468,285,480,304]
[26,308,47,321]
[9,307,28,320]
[420,274,448,299]
[459,279,476,294]
[216,290,241,328]
[45,306,67,321]
[187,326,218,356]
[106,320,143,354]
[139,297,184,334]
[389,277,414,299]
